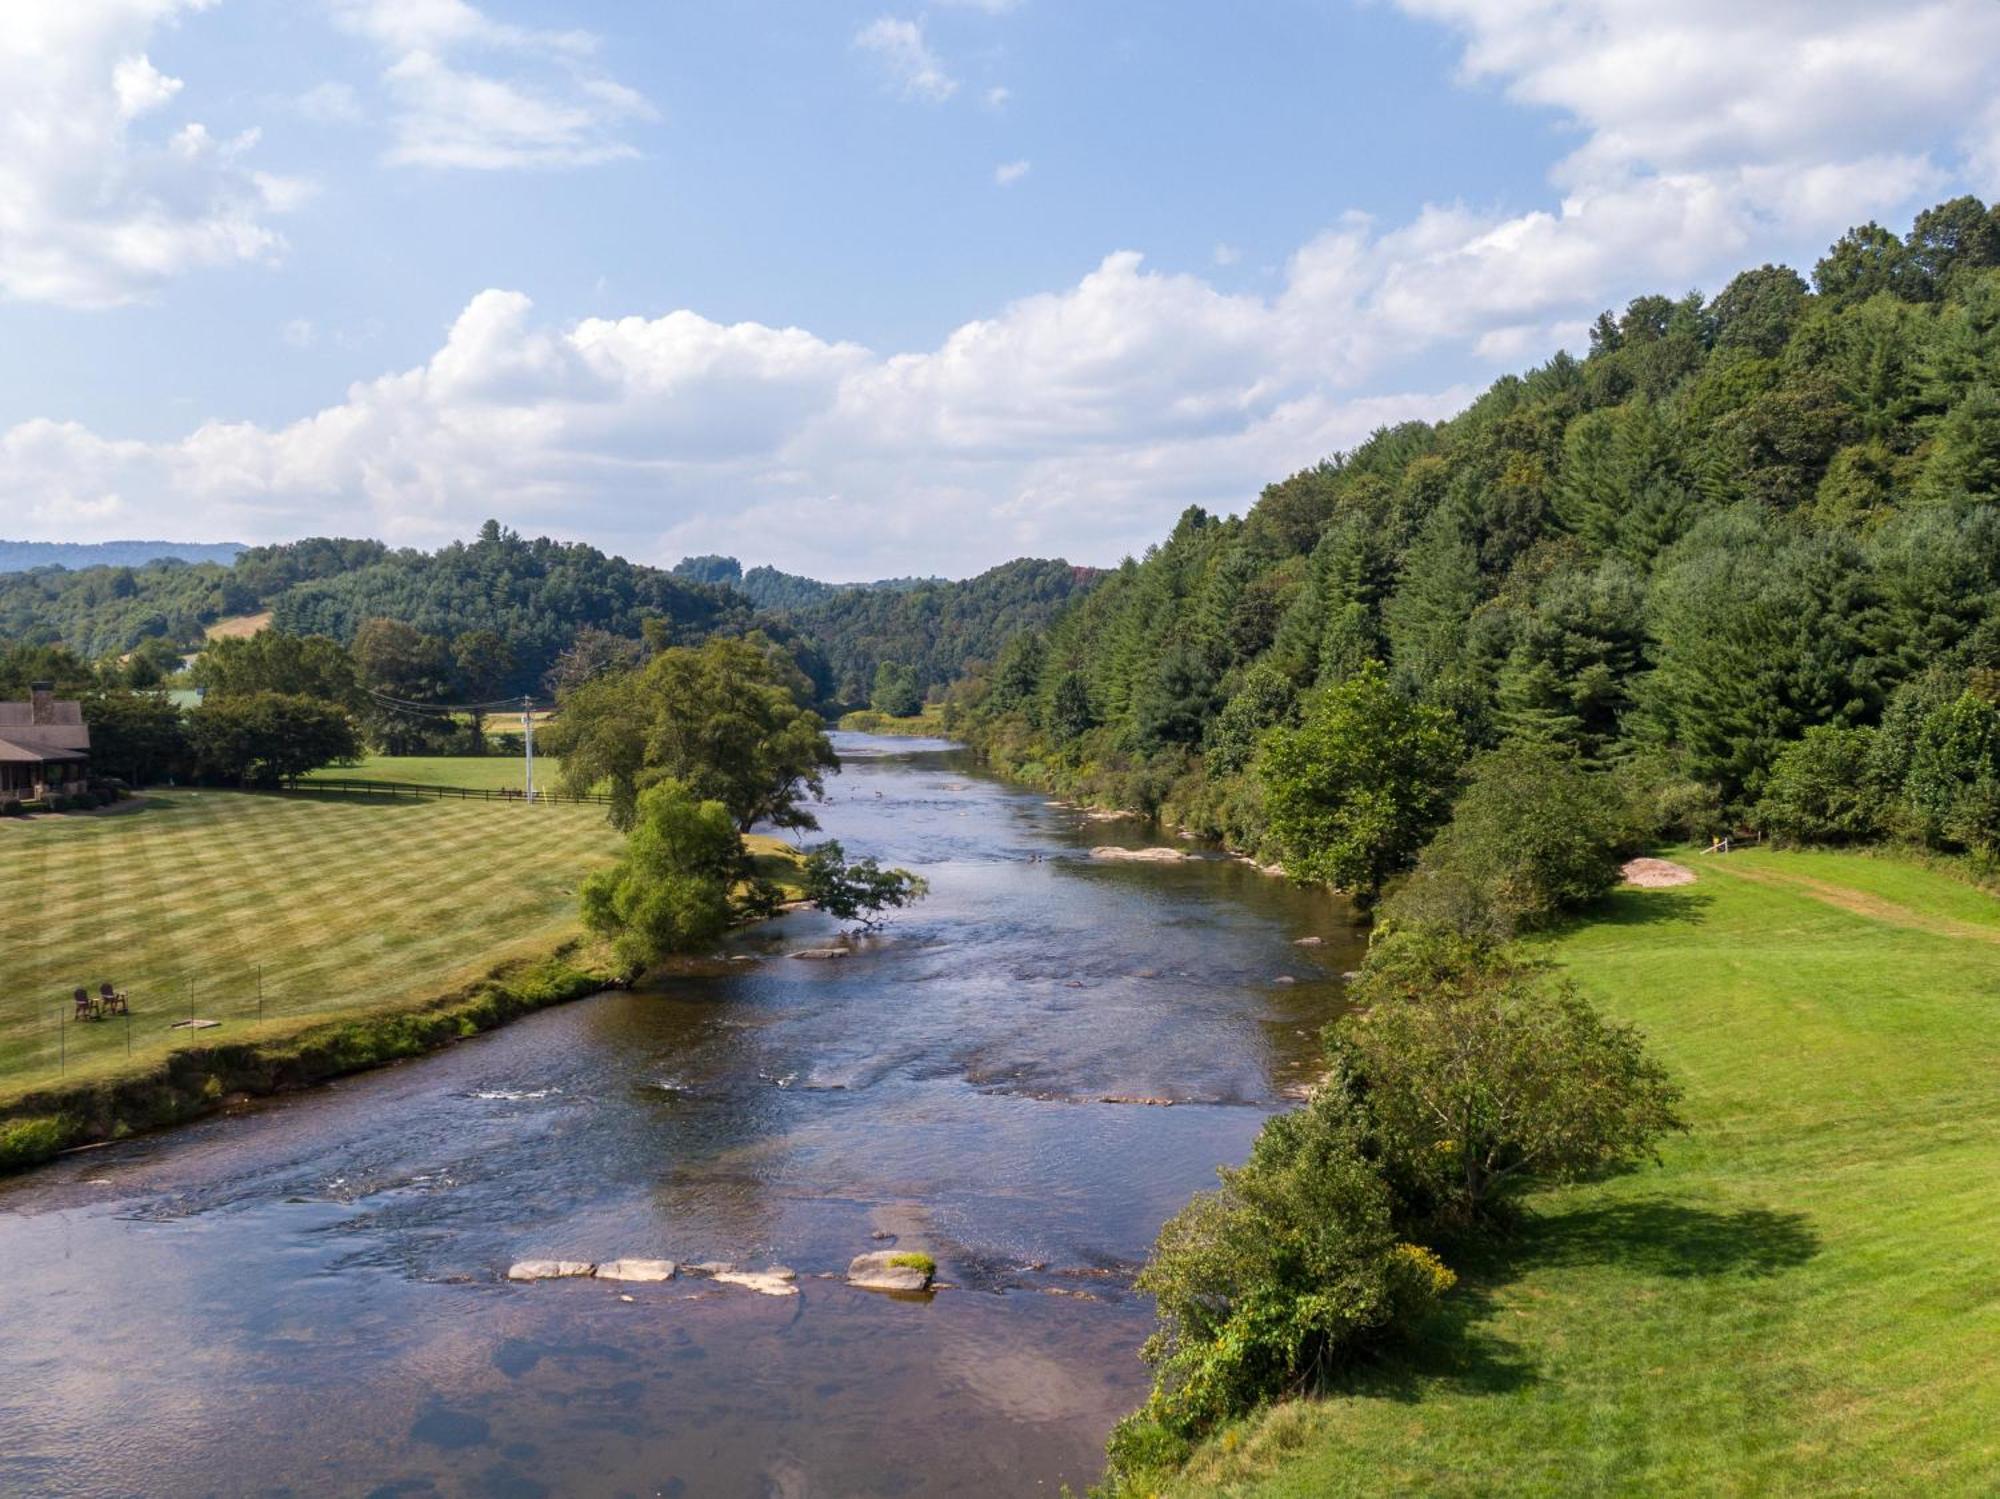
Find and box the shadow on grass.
[1582,886,1716,930]
[1501,1198,1819,1280]
[1340,1198,1819,1405]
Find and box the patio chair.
[98,982,128,1016]
[73,987,98,1021]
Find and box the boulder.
[1293,936,1324,948]
[847,1251,935,1293]
[789,948,850,961]
[1089,846,1190,863]
[594,1258,676,1283]
[507,1260,595,1282]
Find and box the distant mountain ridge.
[0,539,246,574]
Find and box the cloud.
[6,2,2000,576]
[0,0,300,308]
[984,85,1011,110]
[854,17,957,103]
[296,80,363,124]
[328,0,655,169]
[994,159,1031,187]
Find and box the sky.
[2,1,1998,578]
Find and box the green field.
[0,789,619,1108]
[1168,848,2000,1496]
[303,754,540,792]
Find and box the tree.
[546,637,837,832]
[191,631,360,707]
[1333,938,1686,1225]
[80,690,190,786]
[452,628,516,749]
[1386,740,1626,937]
[579,780,742,970]
[800,840,928,930]
[186,692,358,787]
[1901,690,2000,854]
[1257,662,1463,902]
[1048,669,1096,744]
[1756,725,1882,845]
[351,617,453,754]
[870,660,921,717]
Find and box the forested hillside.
[784,557,1101,704]
[963,197,2000,867]
[271,523,754,697]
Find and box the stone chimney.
[30,680,54,725]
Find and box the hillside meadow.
[1158,847,2000,1497]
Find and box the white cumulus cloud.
[0,0,301,308]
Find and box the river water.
[0,734,1361,1498]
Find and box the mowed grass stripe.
[0,790,620,1104]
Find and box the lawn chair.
[72,986,99,1021]
[98,982,128,1016]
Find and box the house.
[0,682,91,804]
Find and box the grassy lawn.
[0,790,620,1108]
[302,754,540,792]
[1165,847,2000,1496]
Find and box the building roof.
[0,700,83,727]
[0,697,90,754]
[0,736,86,763]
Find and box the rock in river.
[595,1258,676,1283]
[847,1251,935,1293]
[1089,846,1190,863]
[507,1260,595,1282]
[714,1266,799,1297]
[789,948,850,961]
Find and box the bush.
[1756,725,1882,844]
[0,1115,72,1169]
[1384,741,1626,938]
[0,800,24,818]
[1335,935,1686,1226]
[1117,1089,1453,1458]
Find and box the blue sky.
[2,1,1997,575]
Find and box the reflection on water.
[0,734,1363,1497]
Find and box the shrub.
[887,1252,936,1275]
[1901,690,2000,854]
[1,800,24,818]
[0,1115,72,1169]
[1335,935,1686,1226]
[1756,725,1882,844]
[1384,741,1626,938]
[1117,1089,1452,1457]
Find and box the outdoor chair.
[98,982,128,1015]
[72,987,98,1021]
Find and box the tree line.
[952,196,2000,889]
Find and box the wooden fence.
[281,777,614,807]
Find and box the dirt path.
[1707,859,2000,945]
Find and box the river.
[0,733,1362,1498]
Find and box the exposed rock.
[507,1260,595,1282]
[684,1260,736,1277]
[1273,975,1297,986]
[847,1251,935,1293]
[1293,936,1324,948]
[594,1258,676,1283]
[1089,846,1190,863]
[1099,1094,1175,1106]
[714,1266,799,1297]
[789,948,850,960]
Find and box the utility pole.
[522,697,536,804]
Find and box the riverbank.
[1148,846,2000,1496]
[0,782,805,1172]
